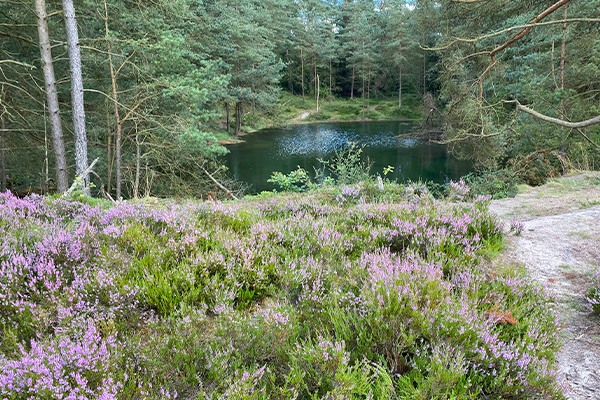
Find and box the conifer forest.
[1,0,598,199]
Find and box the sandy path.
[290,110,312,122]
[489,174,600,399]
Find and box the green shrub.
[268,167,311,192]
[464,170,520,199]
[318,143,373,185]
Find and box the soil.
[489,173,600,399]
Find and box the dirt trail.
[489,173,600,399]
[290,110,312,122]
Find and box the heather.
[588,269,600,313]
[0,189,562,399]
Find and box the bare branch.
[0,60,36,69]
[423,18,600,51]
[194,161,239,200]
[64,158,99,196]
[512,102,600,129]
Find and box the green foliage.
[587,269,600,313]
[318,143,374,185]
[268,167,311,192]
[464,170,520,199]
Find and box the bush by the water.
[0,189,562,399]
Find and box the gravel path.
[489,174,600,399]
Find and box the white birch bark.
[62,0,89,195]
[36,0,68,193]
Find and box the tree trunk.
[288,57,293,94]
[1,102,6,192]
[301,47,305,103]
[105,0,122,200]
[36,0,68,193]
[225,102,230,133]
[351,65,355,99]
[422,49,426,96]
[559,5,568,173]
[235,102,242,136]
[367,67,371,113]
[63,0,89,195]
[329,58,332,108]
[316,74,320,112]
[134,133,141,198]
[398,29,402,110]
[309,53,315,92]
[398,63,402,109]
[362,41,365,118]
[107,124,112,193]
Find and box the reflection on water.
[222,121,472,193]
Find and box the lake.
[222,121,472,193]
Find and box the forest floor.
[489,172,600,399]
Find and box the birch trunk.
[36,0,68,193]
[62,0,89,195]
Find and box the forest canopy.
[0,0,598,198]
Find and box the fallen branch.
[195,161,239,200]
[64,157,99,195]
[88,170,118,205]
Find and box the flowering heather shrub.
[510,215,525,236]
[0,189,562,399]
[449,178,471,201]
[587,269,600,312]
[0,322,120,399]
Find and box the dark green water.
[222,121,472,193]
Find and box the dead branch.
[423,18,600,51]
[509,101,600,129]
[448,0,573,116]
[194,161,239,200]
[64,157,99,195]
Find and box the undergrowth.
[0,188,563,399]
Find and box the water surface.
[222,121,472,193]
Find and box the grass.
[210,91,424,141]
[0,186,565,399]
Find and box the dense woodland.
[0,0,599,199]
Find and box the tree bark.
[515,103,600,129]
[287,50,293,94]
[36,0,68,193]
[398,28,402,110]
[316,74,320,112]
[362,41,365,118]
[225,102,230,133]
[1,101,6,192]
[62,0,89,195]
[351,65,355,99]
[367,67,371,112]
[105,0,122,199]
[301,47,305,103]
[559,5,568,173]
[235,102,243,136]
[329,58,332,108]
[134,133,141,198]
